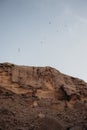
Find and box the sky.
[0,0,87,81]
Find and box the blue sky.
[0,0,87,81]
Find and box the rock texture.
[0,62,87,130]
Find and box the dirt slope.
[0,62,87,130]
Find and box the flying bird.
[49,21,51,24]
[18,48,20,52]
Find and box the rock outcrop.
[0,62,87,130]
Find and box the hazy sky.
[0,0,87,81]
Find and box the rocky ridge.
[0,62,87,130]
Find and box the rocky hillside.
[0,62,87,130]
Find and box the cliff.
[0,62,87,130]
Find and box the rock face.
[0,62,87,130]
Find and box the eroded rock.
[0,62,87,130]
